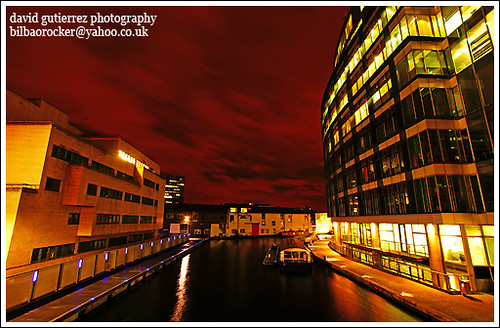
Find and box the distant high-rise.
[321,6,494,293]
[162,175,185,205]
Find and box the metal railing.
[329,241,471,293]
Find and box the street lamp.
[184,215,190,236]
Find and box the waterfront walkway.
[308,240,496,323]
[9,239,207,322]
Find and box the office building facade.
[321,6,494,292]
[6,89,168,268]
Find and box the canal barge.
[262,244,280,266]
[277,237,313,272]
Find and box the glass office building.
[321,6,494,293]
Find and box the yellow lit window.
[339,94,348,110]
[375,51,384,69]
[485,9,494,47]
[450,36,472,73]
[467,236,488,265]
[467,20,493,61]
[444,10,462,36]
[460,6,481,22]
[416,15,433,36]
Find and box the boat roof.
[280,237,309,251]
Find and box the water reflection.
[80,238,424,322]
[170,254,190,321]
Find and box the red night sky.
[6,5,348,212]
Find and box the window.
[271,221,276,226]
[143,178,155,189]
[142,196,154,206]
[108,236,128,247]
[467,18,493,62]
[51,145,88,164]
[91,160,115,175]
[124,192,140,203]
[261,220,266,225]
[143,232,154,240]
[239,229,245,234]
[122,215,139,224]
[31,243,75,263]
[383,182,408,215]
[117,171,134,182]
[450,36,472,73]
[78,239,106,253]
[45,177,61,192]
[140,216,153,224]
[68,213,80,225]
[439,225,466,265]
[87,183,98,196]
[96,214,120,224]
[128,234,143,243]
[229,215,234,222]
[100,186,122,200]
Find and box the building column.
[426,223,449,290]
[460,224,477,291]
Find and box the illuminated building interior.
[321,6,494,293]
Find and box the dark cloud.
[6,5,347,212]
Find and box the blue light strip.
[32,270,38,282]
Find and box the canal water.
[79,238,425,322]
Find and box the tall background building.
[162,174,185,205]
[321,6,494,293]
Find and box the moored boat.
[277,237,313,272]
[262,244,280,266]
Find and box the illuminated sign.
[118,150,149,169]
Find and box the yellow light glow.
[184,216,190,223]
[118,150,150,169]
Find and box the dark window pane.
[428,129,443,162]
[432,88,450,116]
[419,131,432,165]
[401,95,415,127]
[440,130,461,162]
[459,129,474,162]
[407,135,422,168]
[396,58,409,88]
[414,178,430,213]
[412,89,424,120]
[467,110,493,161]
[451,175,470,212]
[437,175,452,212]
[474,53,494,106]
[477,161,494,212]
[421,87,434,117]
[87,183,97,196]
[427,176,440,212]
[457,66,482,114]
[470,175,484,212]
[45,177,60,192]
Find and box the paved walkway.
[308,240,496,323]
[9,239,207,322]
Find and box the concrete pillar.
[460,225,477,291]
[426,223,449,290]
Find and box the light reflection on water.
[170,254,190,321]
[80,238,425,322]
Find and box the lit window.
[444,10,462,36]
[450,37,472,73]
